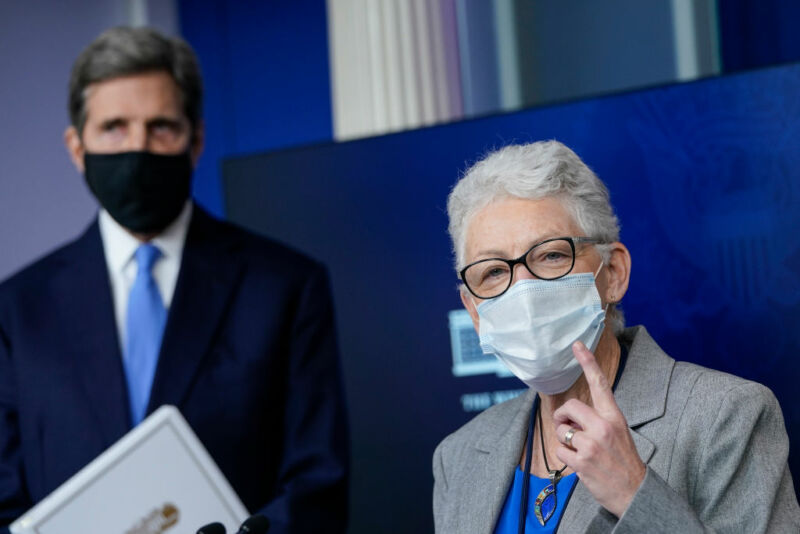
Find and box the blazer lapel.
[147,208,243,412]
[58,221,131,441]
[613,327,673,431]
[558,431,657,532]
[463,389,535,534]
[560,482,608,533]
[560,326,671,532]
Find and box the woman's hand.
[552,341,646,518]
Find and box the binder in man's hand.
[10,405,248,534]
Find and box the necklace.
[533,404,568,526]
[517,345,627,532]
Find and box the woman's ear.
[603,242,631,304]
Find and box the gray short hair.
[68,26,202,136]
[447,140,625,333]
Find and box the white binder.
[10,405,248,534]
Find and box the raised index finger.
[573,340,619,416]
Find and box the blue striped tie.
[124,244,167,425]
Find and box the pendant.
[533,472,561,526]
[533,484,556,526]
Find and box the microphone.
[196,514,269,534]
[197,522,226,534]
[236,514,270,533]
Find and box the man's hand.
[552,341,646,517]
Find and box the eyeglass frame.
[459,236,604,299]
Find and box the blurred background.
[2,1,800,532]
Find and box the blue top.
[495,468,579,533]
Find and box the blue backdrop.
[223,62,800,532]
[178,0,332,218]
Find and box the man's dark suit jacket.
[0,206,349,533]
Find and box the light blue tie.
[125,244,167,426]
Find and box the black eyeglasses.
[459,236,602,299]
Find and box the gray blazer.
[433,326,800,533]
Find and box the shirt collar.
[98,201,193,273]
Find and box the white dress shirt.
[98,201,193,353]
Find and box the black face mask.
[84,151,192,234]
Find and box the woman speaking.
[433,141,800,533]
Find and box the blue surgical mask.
[476,265,606,395]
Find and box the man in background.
[0,26,348,533]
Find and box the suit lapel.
[560,481,608,532]
[463,389,535,534]
[613,327,674,430]
[558,430,657,532]
[147,208,243,412]
[58,221,131,441]
[560,326,672,532]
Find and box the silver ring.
[564,428,577,448]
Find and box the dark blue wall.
[178,0,333,217]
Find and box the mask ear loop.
[593,260,604,280]
[593,261,611,313]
